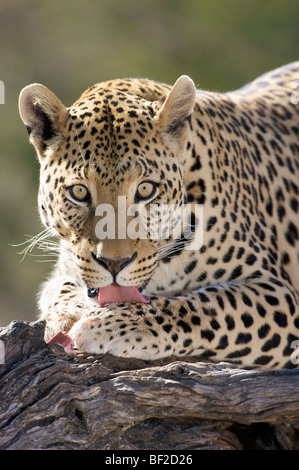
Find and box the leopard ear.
[156,75,196,140]
[19,83,69,157]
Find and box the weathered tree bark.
[0,321,299,450]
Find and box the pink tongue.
[99,283,150,307]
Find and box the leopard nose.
[92,251,137,280]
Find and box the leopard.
[18,62,299,369]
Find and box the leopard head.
[19,76,196,299]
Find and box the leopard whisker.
[12,228,59,262]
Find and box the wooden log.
[0,321,299,450]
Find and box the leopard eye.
[68,184,90,203]
[135,181,157,202]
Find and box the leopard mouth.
[87,283,150,307]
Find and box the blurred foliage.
[0,0,298,325]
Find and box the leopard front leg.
[68,303,171,358]
[38,276,92,341]
[69,279,299,369]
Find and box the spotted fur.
[19,62,299,369]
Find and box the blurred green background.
[0,0,298,326]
